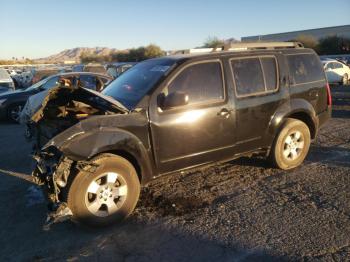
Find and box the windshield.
[25,77,50,91]
[102,58,176,109]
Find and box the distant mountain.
[35,47,117,63]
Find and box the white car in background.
[322,59,350,85]
[0,68,15,93]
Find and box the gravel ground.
[0,86,349,262]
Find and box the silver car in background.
[0,68,15,93]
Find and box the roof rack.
[175,42,304,54]
[224,41,304,51]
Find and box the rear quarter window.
[287,54,325,85]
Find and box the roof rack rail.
[174,42,304,55]
[224,41,304,51]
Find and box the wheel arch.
[54,128,156,186]
[285,111,316,139]
[269,99,318,142]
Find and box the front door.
[149,60,236,174]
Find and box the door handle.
[217,108,232,118]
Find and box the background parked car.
[0,72,112,123]
[31,69,60,84]
[322,59,350,85]
[72,64,84,72]
[83,63,107,74]
[0,68,15,94]
[106,62,136,79]
[320,55,350,67]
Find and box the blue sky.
[1,0,349,59]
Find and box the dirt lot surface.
[0,86,349,262]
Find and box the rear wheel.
[66,154,140,226]
[269,118,311,170]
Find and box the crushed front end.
[28,84,127,227]
[32,148,74,227]
[32,146,99,228]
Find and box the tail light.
[326,82,332,106]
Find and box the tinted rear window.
[231,56,278,97]
[287,54,325,85]
[231,57,265,96]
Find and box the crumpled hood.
[31,85,128,123]
[30,84,132,151]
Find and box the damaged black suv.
[32,42,331,226]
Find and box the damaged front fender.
[42,114,155,185]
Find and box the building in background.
[242,25,350,42]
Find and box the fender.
[43,117,156,185]
[268,98,318,140]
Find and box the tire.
[269,118,311,170]
[341,74,348,86]
[7,104,23,123]
[66,154,140,226]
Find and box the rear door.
[229,53,288,152]
[149,59,236,174]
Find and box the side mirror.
[157,91,189,109]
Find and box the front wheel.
[66,154,140,226]
[269,118,311,170]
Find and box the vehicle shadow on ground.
[307,144,350,168]
[228,156,274,170]
[37,219,290,262]
[0,183,290,262]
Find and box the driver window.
[163,61,224,105]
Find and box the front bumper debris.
[43,202,73,231]
[32,149,99,227]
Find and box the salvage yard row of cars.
[0,62,136,123]
[0,62,136,93]
[0,41,332,227]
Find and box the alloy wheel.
[85,172,128,217]
[283,131,305,161]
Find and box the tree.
[292,34,319,51]
[203,36,225,48]
[318,36,350,55]
[80,44,165,63]
[144,44,165,59]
